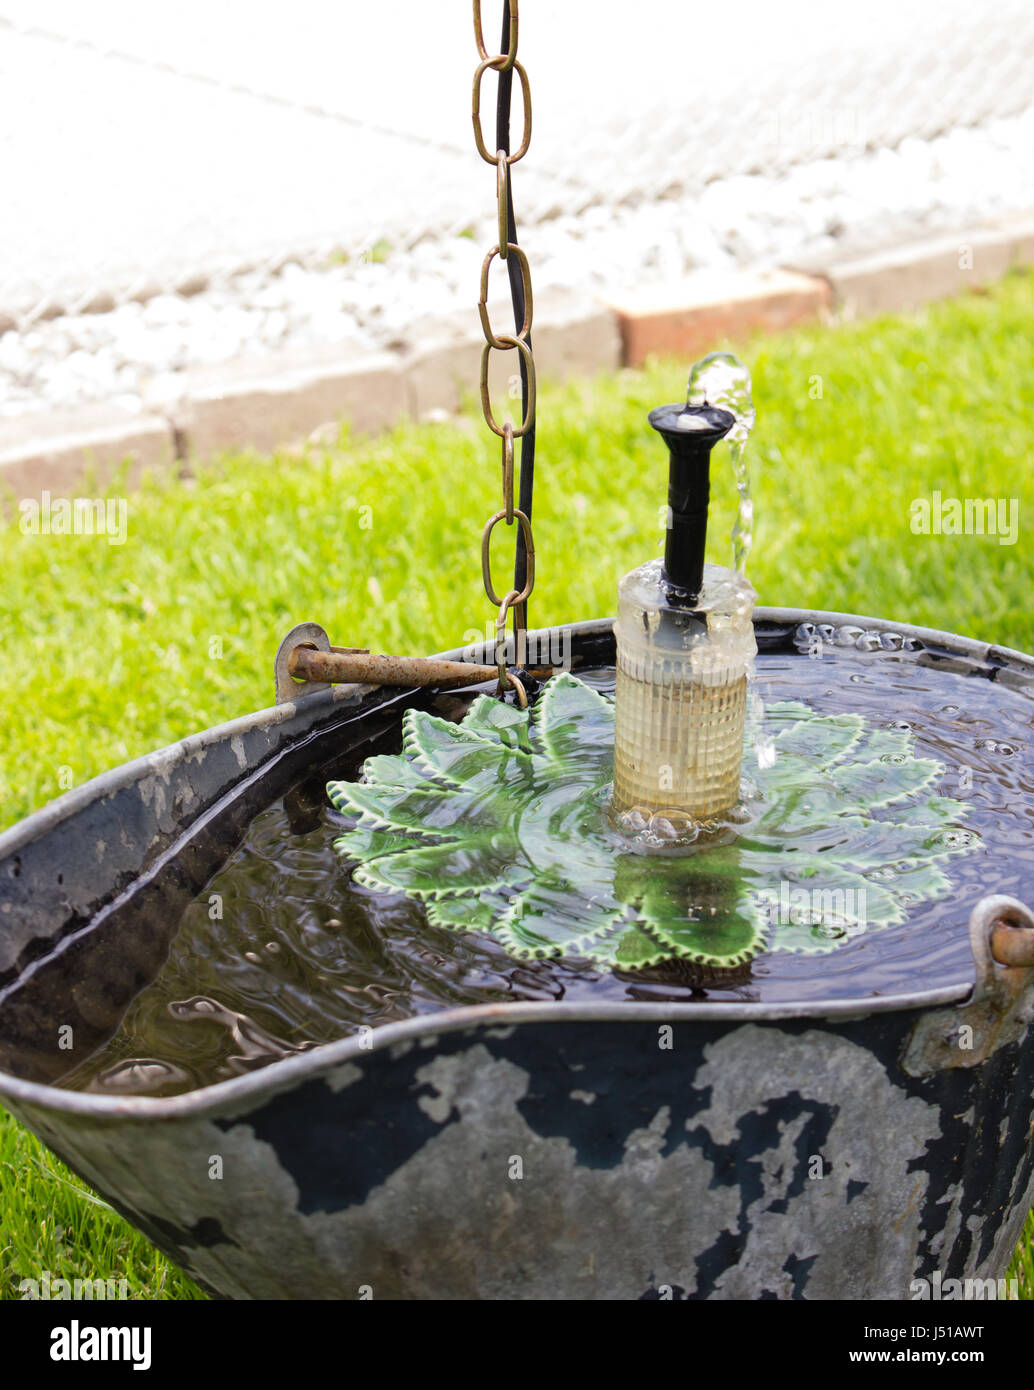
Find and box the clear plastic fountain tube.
[611,558,757,828]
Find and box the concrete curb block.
[170,347,408,460]
[2,213,1032,498]
[0,404,175,503]
[807,215,1034,318]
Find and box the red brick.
[605,267,831,368]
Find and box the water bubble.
[813,922,846,940]
[978,739,1016,756]
[941,830,974,848]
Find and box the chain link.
[500,421,515,523]
[472,59,532,165]
[495,592,527,708]
[473,0,518,70]
[495,153,509,258]
[472,0,536,695]
[482,508,534,607]
[478,244,532,345]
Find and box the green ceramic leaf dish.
[328,674,979,969]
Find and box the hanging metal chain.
[472,0,535,706]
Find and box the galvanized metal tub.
[1,609,1033,1300]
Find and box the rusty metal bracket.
[902,894,1034,1076]
[273,622,542,706]
[274,622,335,705]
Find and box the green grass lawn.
[1,269,1032,1300]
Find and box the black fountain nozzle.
[648,402,736,607]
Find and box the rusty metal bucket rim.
[0,607,1031,1121]
[0,986,984,1122]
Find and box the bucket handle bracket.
[902,894,1034,1077]
[274,622,336,705]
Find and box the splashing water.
[687,352,756,574]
